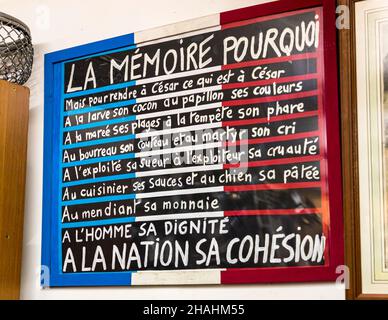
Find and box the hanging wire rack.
[0,12,33,85]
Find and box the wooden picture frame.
[340,0,388,300]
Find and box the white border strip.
[137,186,223,199]
[136,211,224,222]
[135,14,220,44]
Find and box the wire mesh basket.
[0,12,33,85]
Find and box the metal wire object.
[0,12,33,85]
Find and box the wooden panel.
[337,0,361,300]
[0,80,29,300]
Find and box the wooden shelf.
[0,80,29,300]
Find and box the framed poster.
[341,0,388,299]
[42,0,343,287]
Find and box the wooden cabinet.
[0,80,29,299]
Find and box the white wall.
[0,0,345,300]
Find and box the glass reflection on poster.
[42,1,343,287]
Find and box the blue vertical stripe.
[62,172,136,187]
[63,115,137,132]
[62,217,136,229]
[44,33,137,286]
[61,153,135,168]
[64,99,137,116]
[62,133,135,149]
[64,80,136,99]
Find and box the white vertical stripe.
[135,211,224,222]
[136,102,222,120]
[134,16,220,44]
[136,66,221,86]
[135,141,222,158]
[135,122,222,139]
[136,164,223,178]
[131,270,222,285]
[136,84,222,103]
[136,186,223,199]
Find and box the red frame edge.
[220,0,344,284]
